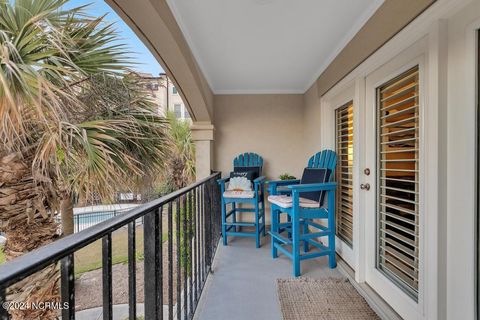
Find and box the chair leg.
[255,202,260,248]
[262,202,266,237]
[221,201,227,246]
[287,215,292,239]
[232,203,237,232]
[328,227,336,268]
[327,192,337,269]
[328,232,336,269]
[272,208,278,259]
[292,214,301,277]
[303,220,310,253]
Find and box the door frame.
[476,27,479,320]
[363,38,429,320]
[321,83,358,270]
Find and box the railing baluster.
[168,202,174,320]
[176,197,181,320]
[144,210,161,319]
[0,286,8,320]
[213,181,221,250]
[127,221,136,320]
[194,187,199,304]
[205,182,211,271]
[188,191,193,319]
[183,194,188,320]
[200,185,204,284]
[61,254,75,320]
[102,234,113,320]
[158,206,164,320]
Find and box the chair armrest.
[267,179,301,187]
[253,176,266,185]
[267,179,300,194]
[253,176,266,193]
[288,182,337,192]
[217,177,230,185]
[217,178,230,194]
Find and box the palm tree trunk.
[77,191,86,207]
[61,196,75,235]
[0,151,61,320]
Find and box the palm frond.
[0,0,130,149]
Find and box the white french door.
[362,57,425,320]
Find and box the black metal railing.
[0,172,222,320]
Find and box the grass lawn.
[0,233,146,271]
[0,226,168,275]
[74,226,167,276]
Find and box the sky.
[65,0,164,76]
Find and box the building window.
[185,109,191,119]
[172,86,178,94]
[146,83,159,91]
[174,104,182,119]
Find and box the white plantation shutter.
[335,101,354,246]
[376,66,420,300]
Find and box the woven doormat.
[277,278,380,320]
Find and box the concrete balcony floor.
[193,234,343,320]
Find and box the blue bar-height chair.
[268,150,337,244]
[217,153,266,248]
[268,150,337,196]
[267,150,337,276]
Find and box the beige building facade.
[136,72,191,121]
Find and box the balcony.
[0,0,478,319]
[0,172,398,320]
[193,235,344,320]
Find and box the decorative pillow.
[227,177,253,191]
[233,166,261,180]
[300,168,331,206]
[230,170,256,181]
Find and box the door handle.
[360,183,370,191]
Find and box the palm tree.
[160,112,196,192]
[0,1,168,318]
[58,73,169,234]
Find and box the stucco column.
[191,122,214,180]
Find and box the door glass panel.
[376,66,420,300]
[335,101,354,247]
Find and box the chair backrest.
[303,150,337,205]
[300,168,332,205]
[307,150,337,180]
[307,150,337,170]
[233,152,263,174]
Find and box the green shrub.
[279,173,297,180]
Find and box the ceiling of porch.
[165,0,384,94]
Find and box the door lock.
[364,168,370,176]
[360,183,371,191]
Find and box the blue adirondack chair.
[268,150,337,240]
[267,150,337,276]
[217,153,266,248]
[268,150,337,196]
